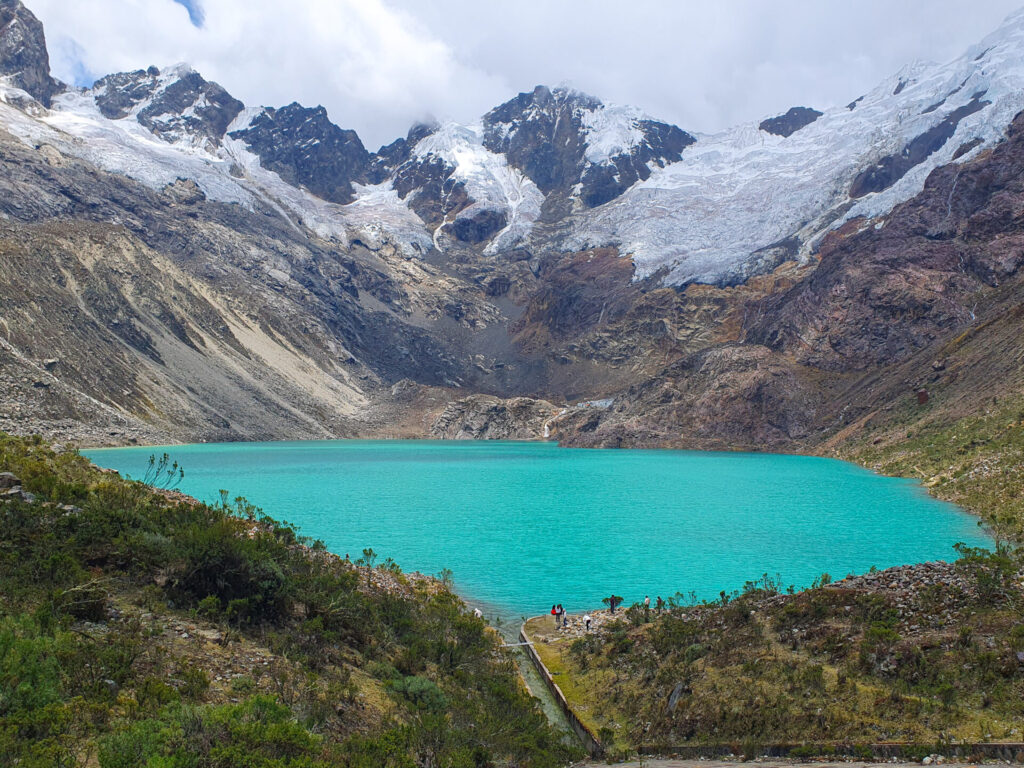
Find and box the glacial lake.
[85,440,990,622]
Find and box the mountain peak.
[228,101,372,204]
[91,65,243,146]
[0,0,61,106]
[481,83,693,207]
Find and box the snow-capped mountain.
[568,15,1024,284]
[6,2,1024,288]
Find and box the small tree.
[142,453,184,489]
[357,548,377,568]
[602,594,623,614]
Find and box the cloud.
[28,0,507,148]
[26,0,1024,148]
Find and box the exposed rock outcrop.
[229,102,373,203]
[0,0,60,105]
[759,106,822,137]
[430,395,559,440]
[481,85,695,209]
[557,345,819,450]
[94,66,243,146]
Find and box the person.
[551,604,557,627]
[583,613,592,631]
[644,594,651,622]
[656,595,665,612]
[473,607,483,619]
[556,604,565,628]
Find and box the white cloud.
[28,0,507,148]
[26,0,1024,148]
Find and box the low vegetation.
[529,556,1024,755]
[847,391,1024,540]
[0,433,578,767]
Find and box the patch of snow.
[579,102,647,164]
[414,122,543,252]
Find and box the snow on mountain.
[4,4,1024,286]
[579,102,649,165]
[412,122,543,253]
[567,9,1024,284]
[0,74,431,256]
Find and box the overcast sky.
[26,0,1024,149]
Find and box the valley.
[0,1,1022,524]
[2,0,1024,762]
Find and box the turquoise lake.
[84,440,990,622]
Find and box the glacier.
[3,6,1024,286]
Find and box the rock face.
[1,2,1024,453]
[747,109,1024,372]
[758,106,823,137]
[430,395,559,440]
[849,91,990,198]
[557,345,819,450]
[0,0,59,105]
[229,103,373,204]
[481,85,695,209]
[94,66,243,146]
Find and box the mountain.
[1,0,1024,489]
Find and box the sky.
[26,0,1024,150]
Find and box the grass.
[846,391,1024,539]
[523,616,631,750]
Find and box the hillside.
[524,551,1024,756]
[0,432,578,766]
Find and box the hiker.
[583,613,592,631]
[656,595,665,612]
[550,604,557,627]
[473,607,483,619]
[644,594,651,622]
[556,604,565,628]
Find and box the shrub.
[389,676,447,712]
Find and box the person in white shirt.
[583,614,592,631]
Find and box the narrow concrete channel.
[514,646,577,741]
[491,616,577,744]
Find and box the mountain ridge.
[0,0,1023,506]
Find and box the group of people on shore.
[551,603,594,631]
[549,594,668,631]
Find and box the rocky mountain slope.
[1,0,1023,467]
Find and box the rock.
[229,102,373,204]
[164,178,206,205]
[430,395,559,440]
[0,472,20,489]
[390,378,419,399]
[480,84,694,207]
[94,65,243,146]
[0,0,61,106]
[759,106,823,138]
[452,206,507,243]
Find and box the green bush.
[389,675,447,712]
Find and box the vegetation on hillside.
[529,554,1024,756]
[846,391,1024,540]
[0,433,578,767]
